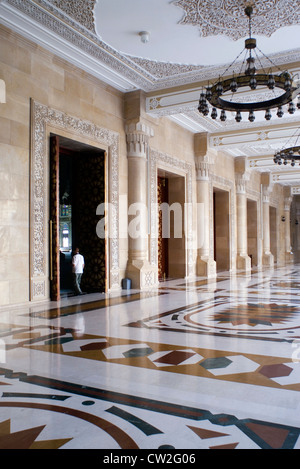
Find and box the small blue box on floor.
[122,278,131,290]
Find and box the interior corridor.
[1,263,300,449]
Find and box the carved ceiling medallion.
[173,0,300,40]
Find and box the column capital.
[235,156,250,194]
[194,133,216,180]
[195,160,210,181]
[261,172,273,203]
[235,174,249,194]
[262,185,271,203]
[126,121,154,158]
[284,196,293,211]
[195,153,215,181]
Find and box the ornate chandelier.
[198,6,300,123]
[273,128,300,167]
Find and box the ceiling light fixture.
[273,128,300,167]
[198,6,300,123]
[139,31,150,43]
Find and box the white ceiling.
[95,0,300,67]
[1,0,300,186]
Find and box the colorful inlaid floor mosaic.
[1,264,300,449]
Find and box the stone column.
[283,187,293,263]
[195,133,216,278]
[235,157,251,272]
[261,173,274,268]
[126,122,157,289]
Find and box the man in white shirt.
[72,247,85,295]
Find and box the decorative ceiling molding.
[1,0,148,90]
[173,0,300,41]
[210,124,300,149]
[272,171,300,183]
[146,84,300,135]
[124,55,204,79]
[2,0,300,92]
[41,0,97,33]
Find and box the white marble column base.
[236,254,252,272]
[196,256,217,278]
[127,260,158,290]
[285,251,294,264]
[262,252,274,268]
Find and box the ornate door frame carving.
[149,148,195,279]
[30,99,120,301]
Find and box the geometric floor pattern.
[3,328,300,391]
[0,367,299,449]
[1,264,300,450]
[127,298,300,342]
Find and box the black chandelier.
[198,6,300,123]
[273,129,300,167]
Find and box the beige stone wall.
[0,25,199,305]
[0,25,126,305]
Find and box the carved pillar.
[235,157,251,272]
[126,122,157,289]
[261,173,274,268]
[283,187,293,263]
[195,133,216,278]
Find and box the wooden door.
[49,135,60,301]
[157,176,169,280]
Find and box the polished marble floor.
[1,264,300,449]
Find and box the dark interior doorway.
[213,188,230,272]
[157,172,186,280]
[158,176,169,280]
[49,134,106,300]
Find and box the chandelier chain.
[198,6,300,124]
